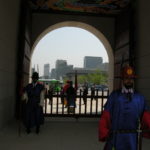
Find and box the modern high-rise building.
[44,64,50,79]
[56,60,67,69]
[101,62,109,71]
[31,67,35,75]
[84,56,108,71]
[55,59,73,80]
[50,68,56,79]
[84,56,103,69]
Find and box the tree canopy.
[78,69,108,85]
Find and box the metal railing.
[43,89,109,118]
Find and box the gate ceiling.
[28,0,130,15]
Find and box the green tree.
[78,69,108,85]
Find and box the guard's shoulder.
[37,82,45,89]
[24,83,32,90]
[26,83,32,87]
[134,90,145,98]
[108,90,121,101]
[110,89,121,96]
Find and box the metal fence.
[43,89,109,118]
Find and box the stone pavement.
[0,118,150,150]
[0,118,104,150]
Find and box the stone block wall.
[0,0,20,128]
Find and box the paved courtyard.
[0,118,104,150]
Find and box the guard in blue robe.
[22,72,45,134]
[98,65,150,150]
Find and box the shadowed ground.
[0,118,149,150]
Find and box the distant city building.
[84,56,108,71]
[31,64,39,74]
[66,67,107,82]
[50,68,56,79]
[101,62,109,71]
[31,67,35,75]
[56,60,67,69]
[50,56,108,80]
[84,56,103,69]
[55,59,73,80]
[44,64,50,79]
[37,64,39,74]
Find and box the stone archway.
[31,21,114,92]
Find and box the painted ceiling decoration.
[29,0,130,15]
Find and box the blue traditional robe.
[99,90,150,150]
[23,83,44,128]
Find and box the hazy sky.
[31,27,108,76]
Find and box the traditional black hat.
[32,72,39,79]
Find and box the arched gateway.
[31,21,114,92]
[17,21,115,117]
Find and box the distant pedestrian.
[91,85,95,100]
[66,81,76,113]
[83,86,88,105]
[60,86,64,104]
[48,86,53,105]
[62,80,70,107]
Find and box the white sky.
[31,27,108,76]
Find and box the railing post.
[44,96,47,114]
[50,93,53,114]
[44,88,48,114]
[56,91,59,114]
[43,88,109,117]
[79,89,82,114]
[61,92,65,115]
[96,89,98,115]
[101,89,104,113]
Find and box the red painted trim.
[98,110,111,142]
[141,111,150,138]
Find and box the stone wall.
[134,1,150,105]
[31,13,115,50]
[0,0,20,128]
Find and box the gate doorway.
[30,21,113,118]
[31,21,114,91]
